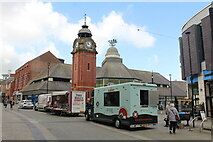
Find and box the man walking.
[10,99,14,110]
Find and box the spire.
[84,14,87,25]
[82,14,88,29]
[78,14,92,37]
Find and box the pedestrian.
[10,99,14,109]
[4,98,8,108]
[167,103,180,134]
[164,102,170,127]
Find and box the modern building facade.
[179,3,213,117]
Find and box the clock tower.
[71,18,97,95]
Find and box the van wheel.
[85,113,90,121]
[115,119,121,129]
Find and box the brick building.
[14,51,61,92]
[1,73,15,100]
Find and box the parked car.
[18,100,34,109]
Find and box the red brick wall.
[72,51,96,94]
[14,51,60,91]
[1,83,6,94]
[15,63,30,91]
[7,81,15,98]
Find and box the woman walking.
[167,103,180,134]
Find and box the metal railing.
[200,118,208,133]
[188,116,198,131]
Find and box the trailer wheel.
[85,113,90,121]
[115,119,121,129]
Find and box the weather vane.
[108,39,117,47]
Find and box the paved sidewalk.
[156,110,212,141]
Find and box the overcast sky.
[0,1,211,80]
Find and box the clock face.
[86,41,92,48]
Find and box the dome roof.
[105,47,120,58]
[99,45,138,79]
[78,25,92,37]
[97,60,137,79]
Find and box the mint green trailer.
[85,82,158,128]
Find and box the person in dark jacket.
[4,99,8,108]
[167,103,180,134]
[10,99,14,109]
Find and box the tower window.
[87,63,90,71]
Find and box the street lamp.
[169,74,173,102]
[47,62,50,94]
[151,70,154,84]
[186,31,195,127]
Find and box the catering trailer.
[50,91,87,116]
[85,82,158,128]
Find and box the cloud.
[148,55,159,63]
[0,1,69,76]
[90,11,155,55]
[0,1,155,78]
[39,41,60,57]
[0,40,37,74]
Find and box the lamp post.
[47,62,50,94]
[186,31,195,127]
[169,74,173,102]
[151,70,154,84]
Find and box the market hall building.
[179,3,213,117]
[20,46,186,109]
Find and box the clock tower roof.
[78,24,92,38]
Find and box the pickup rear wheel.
[115,119,121,129]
